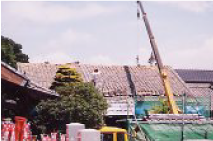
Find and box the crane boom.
[137,1,180,114]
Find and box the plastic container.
[78,129,100,141]
[66,123,85,141]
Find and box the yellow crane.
[99,2,181,141]
[99,1,204,141]
[137,1,180,114]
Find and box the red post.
[15,116,27,141]
[32,135,37,141]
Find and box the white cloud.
[137,35,213,69]
[23,28,96,63]
[43,29,94,52]
[138,46,152,65]
[87,54,116,65]
[30,52,73,64]
[158,1,213,13]
[164,37,213,69]
[205,37,213,48]
[2,2,124,25]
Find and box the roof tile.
[176,69,213,83]
[17,63,192,97]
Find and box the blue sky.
[1,1,213,69]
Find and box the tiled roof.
[18,62,60,89]
[175,69,213,83]
[186,83,213,110]
[2,62,59,97]
[17,63,191,97]
[176,68,213,110]
[191,87,213,110]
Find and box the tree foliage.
[50,65,83,91]
[149,98,169,114]
[34,64,108,133]
[1,36,29,68]
[1,36,29,119]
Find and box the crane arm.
[137,1,180,114]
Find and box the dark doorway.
[104,115,131,129]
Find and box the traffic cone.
[15,116,27,141]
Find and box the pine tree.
[50,64,83,92]
[34,64,108,133]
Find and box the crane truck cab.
[99,126,128,141]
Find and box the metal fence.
[126,93,213,141]
[134,93,212,119]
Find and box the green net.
[129,122,213,141]
[134,94,212,118]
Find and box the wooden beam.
[1,65,27,86]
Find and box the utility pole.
[181,93,186,141]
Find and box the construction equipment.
[137,1,180,114]
[65,123,129,141]
[99,126,128,141]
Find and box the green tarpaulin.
[129,122,213,141]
